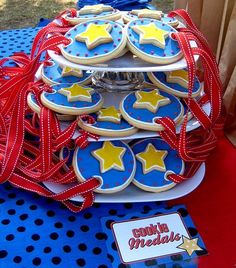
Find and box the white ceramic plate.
[44,163,205,203]
[47,39,199,73]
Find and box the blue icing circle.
[151,71,201,94]
[127,19,180,58]
[42,83,102,110]
[60,147,74,167]
[122,89,183,123]
[132,138,184,188]
[42,60,93,85]
[74,141,135,191]
[62,20,124,59]
[87,113,134,131]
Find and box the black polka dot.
[51,257,61,265]
[6,234,14,241]
[29,205,37,210]
[47,210,55,217]
[188,227,198,237]
[63,245,71,253]
[76,258,86,267]
[118,264,126,268]
[143,205,152,212]
[83,212,92,219]
[109,209,117,215]
[172,264,182,268]
[80,225,89,232]
[145,260,157,266]
[105,220,114,230]
[0,198,5,204]
[0,250,8,258]
[171,254,183,261]
[78,243,87,251]
[124,203,133,209]
[93,203,101,208]
[177,208,189,217]
[92,247,102,255]
[17,226,26,232]
[8,209,16,215]
[111,242,117,251]
[19,214,28,220]
[31,234,40,241]
[8,193,16,199]
[98,265,108,268]
[68,215,76,222]
[32,257,41,266]
[26,245,34,252]
[44,247,52,253]
[107,253,114,263]
[13,256,22,263]
[95,232,107,240]
[131,216,140,219]
[1,219,10,225]
[16,199,25,206]
[34,219,43,226]
[66,230,74,238]
[54,222,63,228]
[50,232,59,240]
[195,248,208,256]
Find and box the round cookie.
[42,60,93,86]
[132,138,184,192]
[60,20,127,65]
[40,83,103,115]
[27,92,75,121]
[120,88,184,131]
[123,10,179,28]
[64,4,121,25]
[147,69,202,98]
[126,19,182,64]
[73,140,136,193]
[78,106,138,137]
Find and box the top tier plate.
[48,40,198,72]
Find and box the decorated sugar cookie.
[147,69,202,98]
[41,60,93,86]
[120,88,184,131]
[64,4,121,25]
[132,138,184,192]
[78,106,138,137]
[60,20,127,64]
[40,83,103,115]
[123,10,179,27]
[27,92,75,121]
[73,140,136,193]
[127,19,182,64]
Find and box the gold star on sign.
[134,89,170,113]
[76,23,113,50]
[58,84,94,102]
[177,236,203,256]
[136,143,167,174]
[132,22,169,49]
[79,4,113,15]
[97,106,121,123]
[61,66,83,78]
[131,9,163,20]
[92,141,126,173]
[165,70,189,88]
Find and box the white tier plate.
[47,39,199,72]
[59,91,210,141]
[44,163,205,203]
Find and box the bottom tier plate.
[43,163,205,203]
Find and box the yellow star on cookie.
[92,141,126,173]
[61,66,83,78]
[136,143,167,174]
[134,89,170,113]
[97,106,121,123]
[79,4,113,15]
[165,70,189,88]
[177,236,203,256]
[76,23,113,50]
[58,84,94,102]
[131,9,163,19]
[132,22,169,49]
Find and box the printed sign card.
[101,205,207,267]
